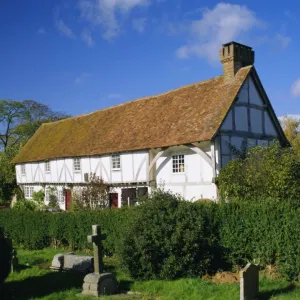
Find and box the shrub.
[218,143,300,202]
[32,190,45,205]
[13,200,38,211]
[0,227,12,284]
[119,189,220,280]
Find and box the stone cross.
[87,225,106,274]
[240,263,259,300]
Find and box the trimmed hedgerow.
[0,191,299,281]
[0,208,132,254]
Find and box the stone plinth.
[81,273,118,296]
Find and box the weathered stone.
[82,272,118,296]
[63,254,93,273]
[50,253,64,270]
[82,282,90,290]
[240,263,259,300]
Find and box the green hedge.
[0,196,299,281]
[0,208,132,255]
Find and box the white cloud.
[81,29,94,46]
[78,0,149,39]
[291,79,300,98]
[132,17,147,33]
[107,93,121,98]
[275,33,291,49]
[75,72,91,84]
[37,27,46,35]
[55,19,76,39]
[176,2,262,62]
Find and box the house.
[12,42,288,210]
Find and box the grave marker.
[240,263,259,300]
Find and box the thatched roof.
[13,66,252,164]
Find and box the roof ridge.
[43,75,222,126]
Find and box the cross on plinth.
[87,224,106,274]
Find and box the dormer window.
[45,161,50,173]
[73,158,81,172]
[112,154,121,170]
[21,165,26,176]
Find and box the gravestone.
[50,252,93,273]
[81,225,118,297]
[240,263,259,300]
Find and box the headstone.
[50,253,64,271]
[81,225,118,296]
[240,263,259,300]
[64,254,93,273]
[50,252,93,273]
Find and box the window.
[24,186,34,198]
[73,158,81,171]
[45,161,50,173]
[172,155,185,173]
[21,165,26,176]
[112,154,121,170]
[58,190,65,204]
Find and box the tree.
[73,173,109,210]
[0,99,69,202]
[218,143,300,202]
[0,99,68,151]
[280,116,300,155]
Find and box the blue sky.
[1,0,299,118]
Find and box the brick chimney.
[220,42,254,84]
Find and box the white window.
[24,186,34,198]
[172,155,185,173]
[58,190,65,204]
[45,161,50,173]
[21,165,26,176]
[112,154,121,170]
[73,158,81,171]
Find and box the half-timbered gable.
[13,41,288,209]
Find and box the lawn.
[1,248,300,300]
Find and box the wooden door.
[65,189,72,211]
[121,188,136,207]
[109,193,118,208]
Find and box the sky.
[0,0,300,118]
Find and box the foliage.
[13,200,39,211]
[217,143,300,202]
[0,227,12,284]
[74,173,109,210]
[280,115,300,155]
[0,208,132,254]
[47,187,59,208]
[119,189,220,280]
[32,190,45,205]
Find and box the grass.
[1,248,300,300]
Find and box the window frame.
[21,164,26,176]
[24,186,34,198]
[58,190,65,204]
[172,154,185,174]
[73,158,81,172]
[111,154,121,171]
[45,161,51,173]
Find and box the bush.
[13,200,38,211]
[119,189,220,280]
[32,190,45,205]
[0,227,12,284]
[218,143,300,202]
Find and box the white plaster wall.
[15,151,149,186]
[235,107,248,131]
[156,146,217,201]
